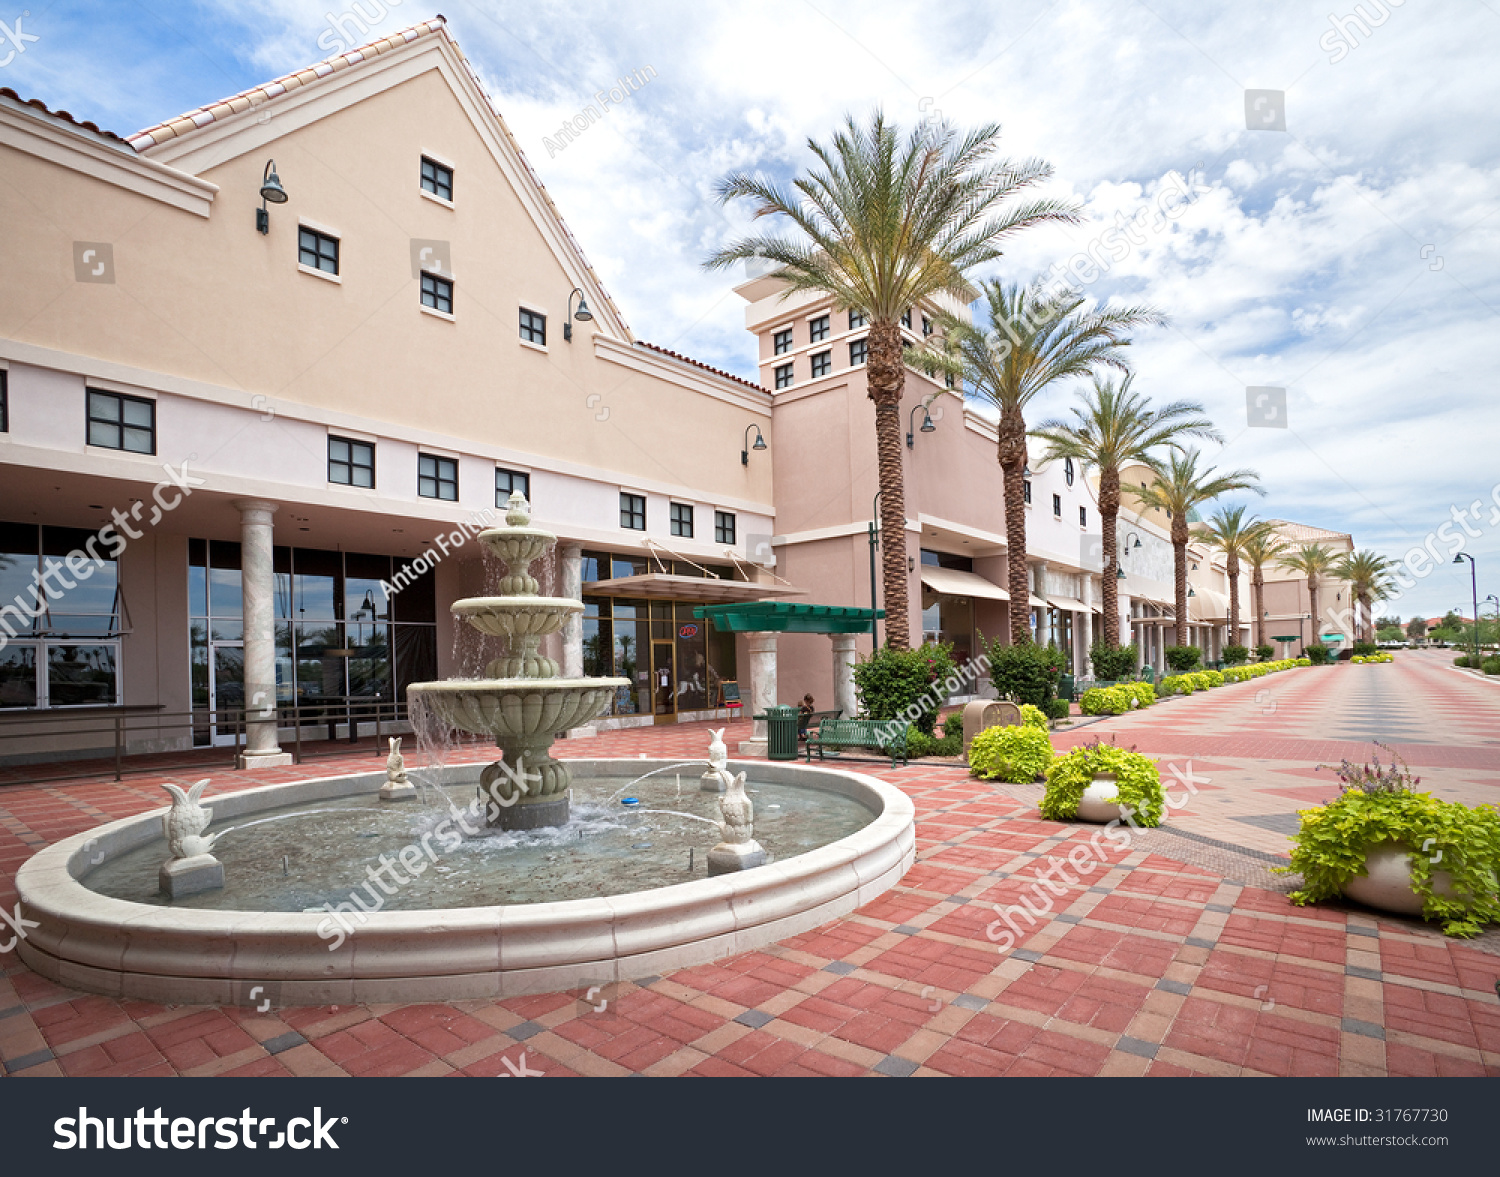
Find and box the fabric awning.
[584,573,802,603]
[1047,595,1089,613]
[1189,586,1230,622]
[1029,594,1049,608]
[920,567,1010,603]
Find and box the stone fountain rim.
[13,758,915,1004]
[449,596,585,612]
[406,676,632,693]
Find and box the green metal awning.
[1321,634,1344,642]
[1270,635,1301,641]
[692,602,884,634]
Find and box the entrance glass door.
[651,640,675,722]
[210,642,244,745]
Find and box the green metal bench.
[799,709,842,739]
[805,718,910,768]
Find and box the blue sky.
[5,0,1499,623]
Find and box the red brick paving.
[2,653,1498,1078]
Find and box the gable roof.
[127,15,632,340]
[1266,519,1352,544]
[0,86,127,144]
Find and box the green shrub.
[1043,697,1072,722]
[903,730,934,758]
[1088,640,1138,681]
[1079,686,1132,715]
[1203,670,1225,687]
[1124,681,1155,708]
[1165,645,1201,673]
[1040,740,1165,826]
[1159,674,1193,695]
[1223,644,1249,666]
[985,638,1064,708]
[1255,644,1274,661]
[968,723,1054,783]
[1350,642,1377,658]
[853,641,957,736]
[1019,704,1049,731]
[1295,656,1311,666]
[1278,783,1500,938]
[1483,658,1500,676]
[941,711,964,739]
[1455,655,1474,668]
[1187,671,1212,691]
[932,732,962,756]
[1304,643,1331,665]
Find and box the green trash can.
[762,704,800,761]
[1058,672,1076,702]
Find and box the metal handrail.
[0,695,417,784]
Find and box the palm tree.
[1032,373,1219,648]
[1280,543,1340,650]
[1241,530,1287,652]
[935,283,1164,643]
[1332,549,1394,642]
[1138,451,1262,649]
[705,113,1079,648]
[1192,506,1272,653]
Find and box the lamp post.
[868,490,881,646]
[1454,553,1479,664]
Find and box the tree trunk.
[1307,576,1319,651]
[1359,593,1371,642]
[1253,567,1265,650]
[1172,517,1189,649]
[997,405,1030,644]
[868,319,910,649]
[1099,466,1120,646]
[1226,551,1240,647]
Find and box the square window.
[773,328,793,355]
[809,315,829,343]
[418,454,458,501]
[1053,494,1062,517]
[420,156,453,201]
[496,467,531,508]
[671,502,694,538]
[421,272,453,314]
[86,389,155,454]
[849,338,867,366]
[298,227,339,275]
[810,350,831,378]
[774,363,794,390]
[620,492,646,531]
[901,308,912,328]
[1080,505,1088,527]
[1023,479,1032,505]
[848,309,866,330]
[715,510,736,545]
[520,308,547,345]
[329,436,375,488]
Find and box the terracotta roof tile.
[0,86,127,143]
[634,342,764,392]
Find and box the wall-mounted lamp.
[908,555,916,572]
[256,160,288,235]
[1191,561,1199,571]
[1116,566,1127,580]
[741,423,767,466]
[1122,531,1142,552]
[1188,587,1197,597]
[564,287,593,341]
[906,403,936,448]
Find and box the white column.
[738,631,778,755]
[1080,576,1094,676]
[233,499,293,768]
[560,543,583,679]
[831,633,858,719]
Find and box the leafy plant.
[1223,644,1249,666]
[1088,640,1139,681]
[1125,681,1156,708]
[985,637,1064,707]
[1041,738,1164,826]
[941,711,964,739]
[1159,674,1195,695]
[1080,685,1132,715]
[1019,703,1050,731]
[1255,643,1274,661]
[968,723,1054,783]
[853,641,957,735]
[1350,642,1377,658]
[1165,645,1201,673]
[1304,642,1332,665]
[1484,657,1500,676]
[1043,697,1072,722]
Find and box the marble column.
[738,631,777,756]
[232,499,292,768]
[559,543,583,679]
[831,633,858,719]
[1080,575,1094,677]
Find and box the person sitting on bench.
[797,694,816,740]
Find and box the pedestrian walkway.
[0,651,1496,1077]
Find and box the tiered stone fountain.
[406,492,628,830]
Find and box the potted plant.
[1040,736,1164,826]
[1278,746,1500,936]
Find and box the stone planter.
[1342,843,1460,917]
[1075,774,1124,824]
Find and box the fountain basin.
[407,679,628,739]
[14,759,915,1005]
[450,597,581,638]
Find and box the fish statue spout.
[161,779,223,859]
[718,771,755,846]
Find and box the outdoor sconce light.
[742,423,767,466]
[256,160,288,234]
[1123,532,1142,553]
[1188,587,1197,597]
[1116,567,1127,580]
[564,287,593,341]
[1191,561,1199,570]
[908,555,916,572]
[906,404,937,448]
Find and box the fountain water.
[407,493,629,830]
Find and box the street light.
[906,403,936,448]
[868,490,882,645]
[741,423,768,466]
[1454,553,1479,663]
[256,159,288,234]
[564,287,593,341]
